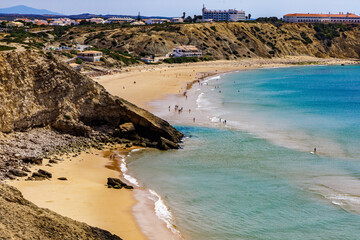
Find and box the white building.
[6,21,24,27]
[77,51,103,62]
[89,18,106,24]
[145,18,170,25]
[130,21,145,26]
[202,5,245,22]
[107,17,135,24]
[284,13,360,23]
[171,18,184,23]
[171,45,202,58]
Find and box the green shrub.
[300,32,313,45]
[0,45,16,51]
[75,58,83,64]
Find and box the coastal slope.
[0,50,183,180]
[74,22,360,60]
[0,183,121,239]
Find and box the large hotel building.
[284,13,360,23]
[202,5,246,22]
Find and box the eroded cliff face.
[0,51,182,146]
[0,51,183,180]
[79,22,360,60]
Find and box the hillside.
[0,51,183,180]
[65,22,360,60]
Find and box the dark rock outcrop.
[107,177,134,189]
[0,183,122,239]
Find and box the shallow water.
[129,65,360,239]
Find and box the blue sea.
[128,65,360,239]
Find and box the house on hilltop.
[6,21,24,27]
[145,19,170,25]
[284,12,360,23]
[171,46,202,58]
[202,5,245,22]
[77,51,103,62]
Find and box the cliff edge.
[0,51,183,180]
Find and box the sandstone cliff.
[76,22,360,60]
[0,51,183,180]
[0,183,121,239]
[0,51,182,144]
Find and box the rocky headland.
[0,50,183,181]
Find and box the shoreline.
[9,146,148,240]
[6,57,359,240]
[94,57,359,110]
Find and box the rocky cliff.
[0,183,121,239]
[77,22,360,60]
[0,51,183,180]
[0,51,182,143]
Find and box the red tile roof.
[284,13,360,18]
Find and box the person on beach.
[314,148,317,154]
[189,109,191,113]
[193,118,196,122]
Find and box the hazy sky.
[2,0,360,17]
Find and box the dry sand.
[10,148,147,240]
[94,57,358,109]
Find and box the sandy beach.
[7,57,359,240]
[10,147,147,240]
[94,57,358,110]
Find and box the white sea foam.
[210,116,221,123]
[196,92,213,109]
[148,189,181,236]
[131,148,142,153]
[206,75,221,82]
[119,156,139,187]
[326,194,360,205]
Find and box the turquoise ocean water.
[128,65,360,239]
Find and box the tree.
[137,12,141,21]
[184,16,193,23]
[193,15,202,23]
[248,14,252,20]
[182,12,186,19]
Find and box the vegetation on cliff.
[63,22,360,60]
